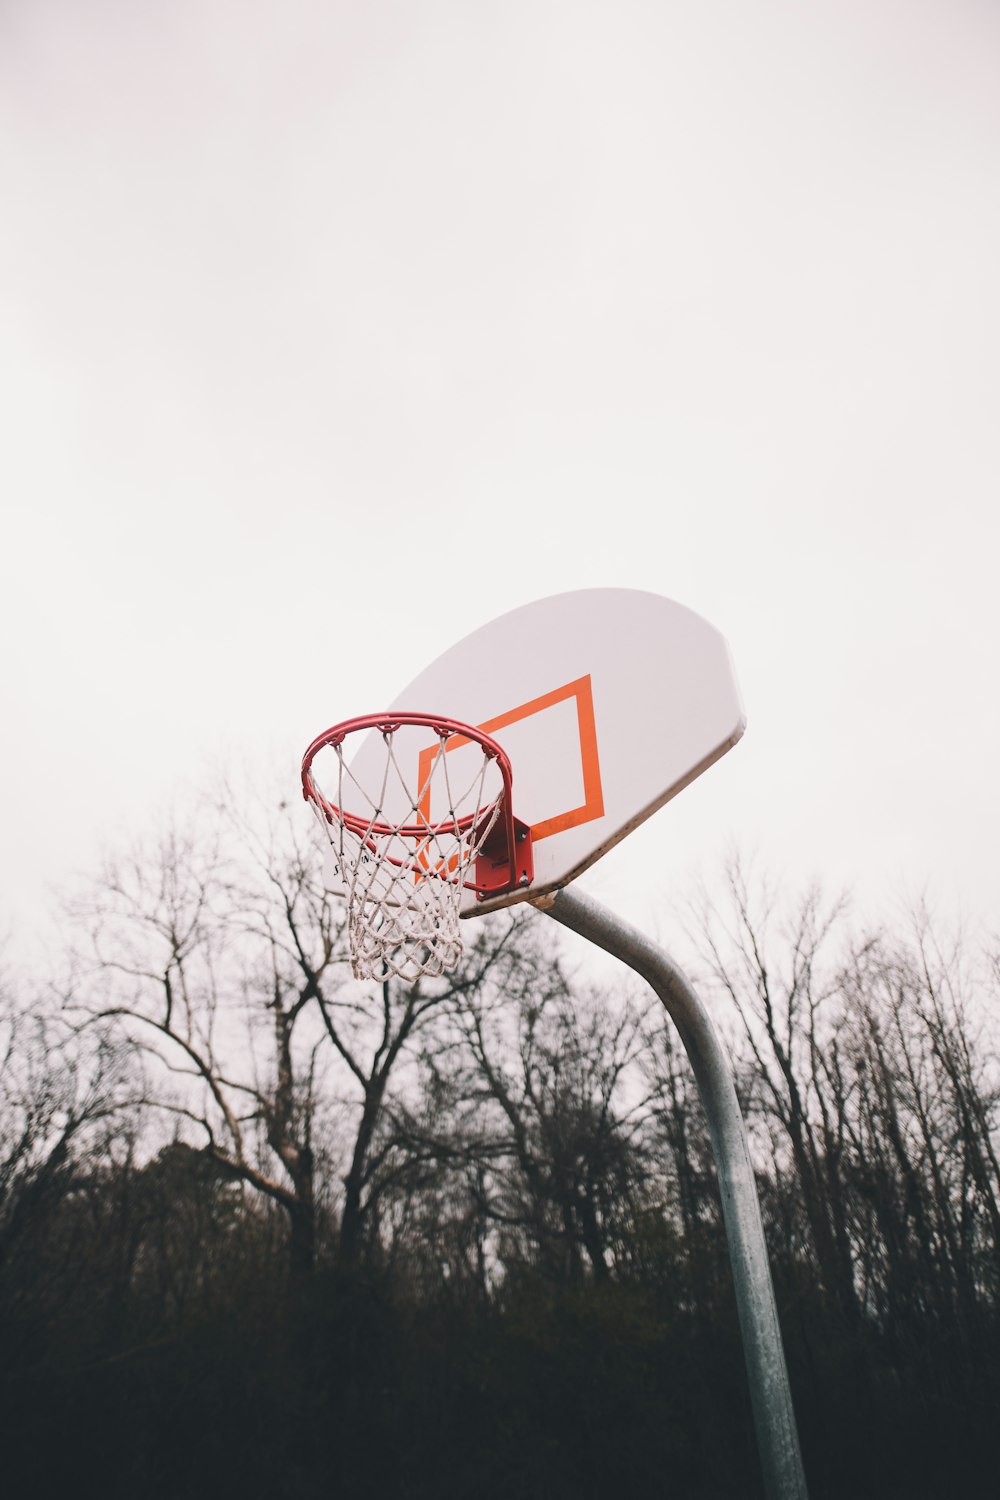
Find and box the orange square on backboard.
[416,674,604,842]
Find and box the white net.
[306,721,507,983]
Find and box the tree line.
[2,797,998,1497]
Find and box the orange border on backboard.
[417,674,604,843]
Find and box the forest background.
[3,9,1000,1493]
[3,786,998,1499]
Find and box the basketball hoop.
[301,713,533,982]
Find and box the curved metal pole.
[542,886,808,1500]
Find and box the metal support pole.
[542,886,808,1500]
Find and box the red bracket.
[475,816,534,897]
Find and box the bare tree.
[689,855,1000,1415]
[689,857,864,1324]
[71,791,522,1278]
[837,920,1000,1348]
[638,1013,727,1306]
[0,958,135,1351]
[377,917,652,1286]
[71,810,335,1279]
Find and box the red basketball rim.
[300,711,514,848]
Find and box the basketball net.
[302,717,509,983]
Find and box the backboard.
[309,588,745,917]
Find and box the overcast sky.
[2,0,999,955]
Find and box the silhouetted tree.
[0,961,137,1363]
[72,793,523,1279]
[376,917,652,1287]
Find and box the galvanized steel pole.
[542,886,808,1500]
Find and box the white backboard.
[316,589,745,915]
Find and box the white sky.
[2,0,999,954]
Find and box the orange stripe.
[416,675,604,843]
